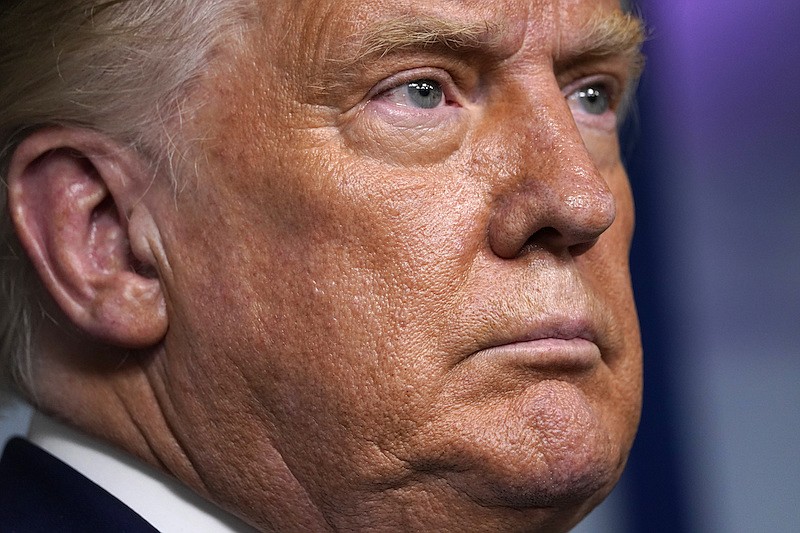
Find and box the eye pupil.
[407,79,443,109]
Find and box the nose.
[487,101,617,259]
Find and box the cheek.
[158,138,494,477]
[580,127,626,173]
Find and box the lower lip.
[476,338,601,371]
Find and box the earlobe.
[7,127,168,348]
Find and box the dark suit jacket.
[0,437,159,532]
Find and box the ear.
[7,127,168,348]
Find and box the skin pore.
[16,0,645,531]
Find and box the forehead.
[258,0,632,62]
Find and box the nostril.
[530,226,561,246]
[524,227,601,256]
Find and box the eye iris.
[579,86,609,115]
[407,79,443,109]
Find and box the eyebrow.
[353,15,500,61]
[559,11,647,70]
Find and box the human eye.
[368,69,464,117]
[343,67,471,161]
[381,78,446,109]
[565,78,620,131]
[568,84,611,116]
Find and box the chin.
[450,432,624,512]
[474,443,623,510]
[416,379,633,514]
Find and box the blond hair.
[0,0,251,400]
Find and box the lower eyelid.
[572,110,618,133]
[366,98,460,122]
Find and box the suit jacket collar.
[0,436,160,532]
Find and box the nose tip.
[488,166,617,259]
[559,186,617,251]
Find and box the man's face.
[148,0,643,529]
